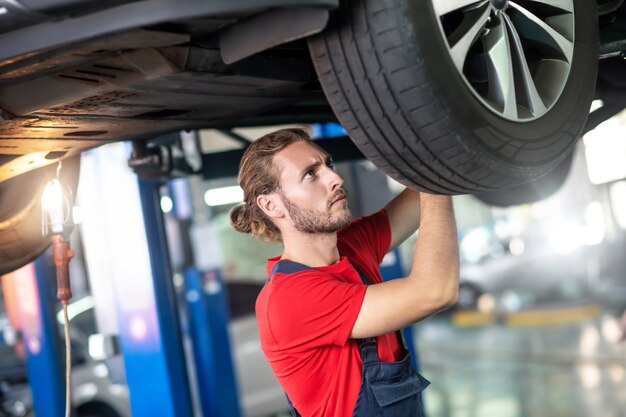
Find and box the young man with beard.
[231,128,459,417]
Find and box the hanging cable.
[63,304,72,417]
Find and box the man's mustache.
[328,188,348,207]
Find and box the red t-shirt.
[255,209,404,417]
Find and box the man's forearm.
[350,194,460,337]
[407,194,460,308]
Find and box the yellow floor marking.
[451,310,497,327]
[505,304,599,327]
[451,304,600,327]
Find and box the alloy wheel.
[432,0,575,122]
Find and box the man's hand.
[351,193,459,339]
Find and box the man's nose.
[325,166,344,191]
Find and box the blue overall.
[269,260,431,417]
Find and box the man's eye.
[304,170,314,179]
[327,161,335,169]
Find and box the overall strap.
[352,265,384,364]
[358,337,380,365]
[269,259,314,280]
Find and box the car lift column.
[78,143,193,417]
[168,176,242,417]
[1,260,68,417]
[136,178,195,417]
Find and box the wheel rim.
[432,0,575,122]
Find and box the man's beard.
[279,188,352,234]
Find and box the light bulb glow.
[160,196,173,213]
[42,178,66,234]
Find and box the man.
[231,128,459,417]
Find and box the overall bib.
[269,260,430,417]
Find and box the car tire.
[0,157,80,276]
[308,0,598,194]
[474,145,574,207]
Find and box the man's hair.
[230,128,312,242]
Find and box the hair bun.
[230,203,252,234]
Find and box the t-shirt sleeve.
[266,271,367,351]
[338,209,391,266]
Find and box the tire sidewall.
[475,144,575,206]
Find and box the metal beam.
[217,129,253,147]
[200,135,365,180]
[220,7,330,64]
[0,0,338,62]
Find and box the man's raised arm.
[351,193,459,339]
[384,188,421,251]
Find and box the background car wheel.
[308,0,598,194]
[474,145,574,207]
[0,158,80,276]
[76,402,122,417]
[456,282,484,310]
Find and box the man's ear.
[257,194,284,220]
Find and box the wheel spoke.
[432,0,488,18]
[502,14,547,116]
[449,5,492,72]
[483,16,517,119]
[509,2,573,62]
[526,0,573,13]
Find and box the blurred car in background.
[457,245,594,313]
[455,225,626,315]
[0,312,130,417]
[227,282,288,417]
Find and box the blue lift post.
[183,268,242,417]
[168,178,242,417]
[133,178,194,417]
[19,257,67,417]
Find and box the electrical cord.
[63,304,72,417]
[42,160,74,416]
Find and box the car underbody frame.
[0,0,623,185]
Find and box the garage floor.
[414,310,626,417]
